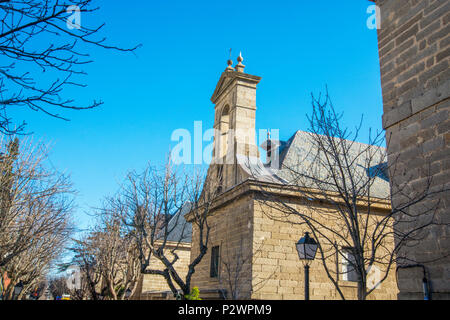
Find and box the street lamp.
[13,281,24,300]
[296,232,318,300]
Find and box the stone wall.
[139,244,191,297]
[251,196,398,300]
[190,193,254,299]
[190,184,398,300]
[375,0,450,299]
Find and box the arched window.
[217,165,223,193]
[219,105,230,158]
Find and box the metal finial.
[237,51,243,63]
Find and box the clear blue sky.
[10,0,382,230]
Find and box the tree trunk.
[357,281,367,300]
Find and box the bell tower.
[210,53,262,190]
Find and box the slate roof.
[241,130,390,199]
[166,202,192,243]
[181,131,390,244]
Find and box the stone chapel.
[140,54,398,300]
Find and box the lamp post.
[296,232,318,300]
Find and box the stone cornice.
[185,178,392,222]
[211,70,262,104]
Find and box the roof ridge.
[291,129,386,150]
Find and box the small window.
[342,248,359,282]
[210,246,220,278]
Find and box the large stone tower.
[210,53,262,191]
[374,0,450,299]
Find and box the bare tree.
[2,222,71,300]
[0,0,139,134]
[254,90,449,300]
[0,136,74,299]
[27,278,47,300]
[67,236,103,300]
[62,264,98,300]
[107,161,219,299]
[90,215,141,300]
[68,216,141,301]
[48,275,69,299]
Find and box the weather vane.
[226,48,234,69]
